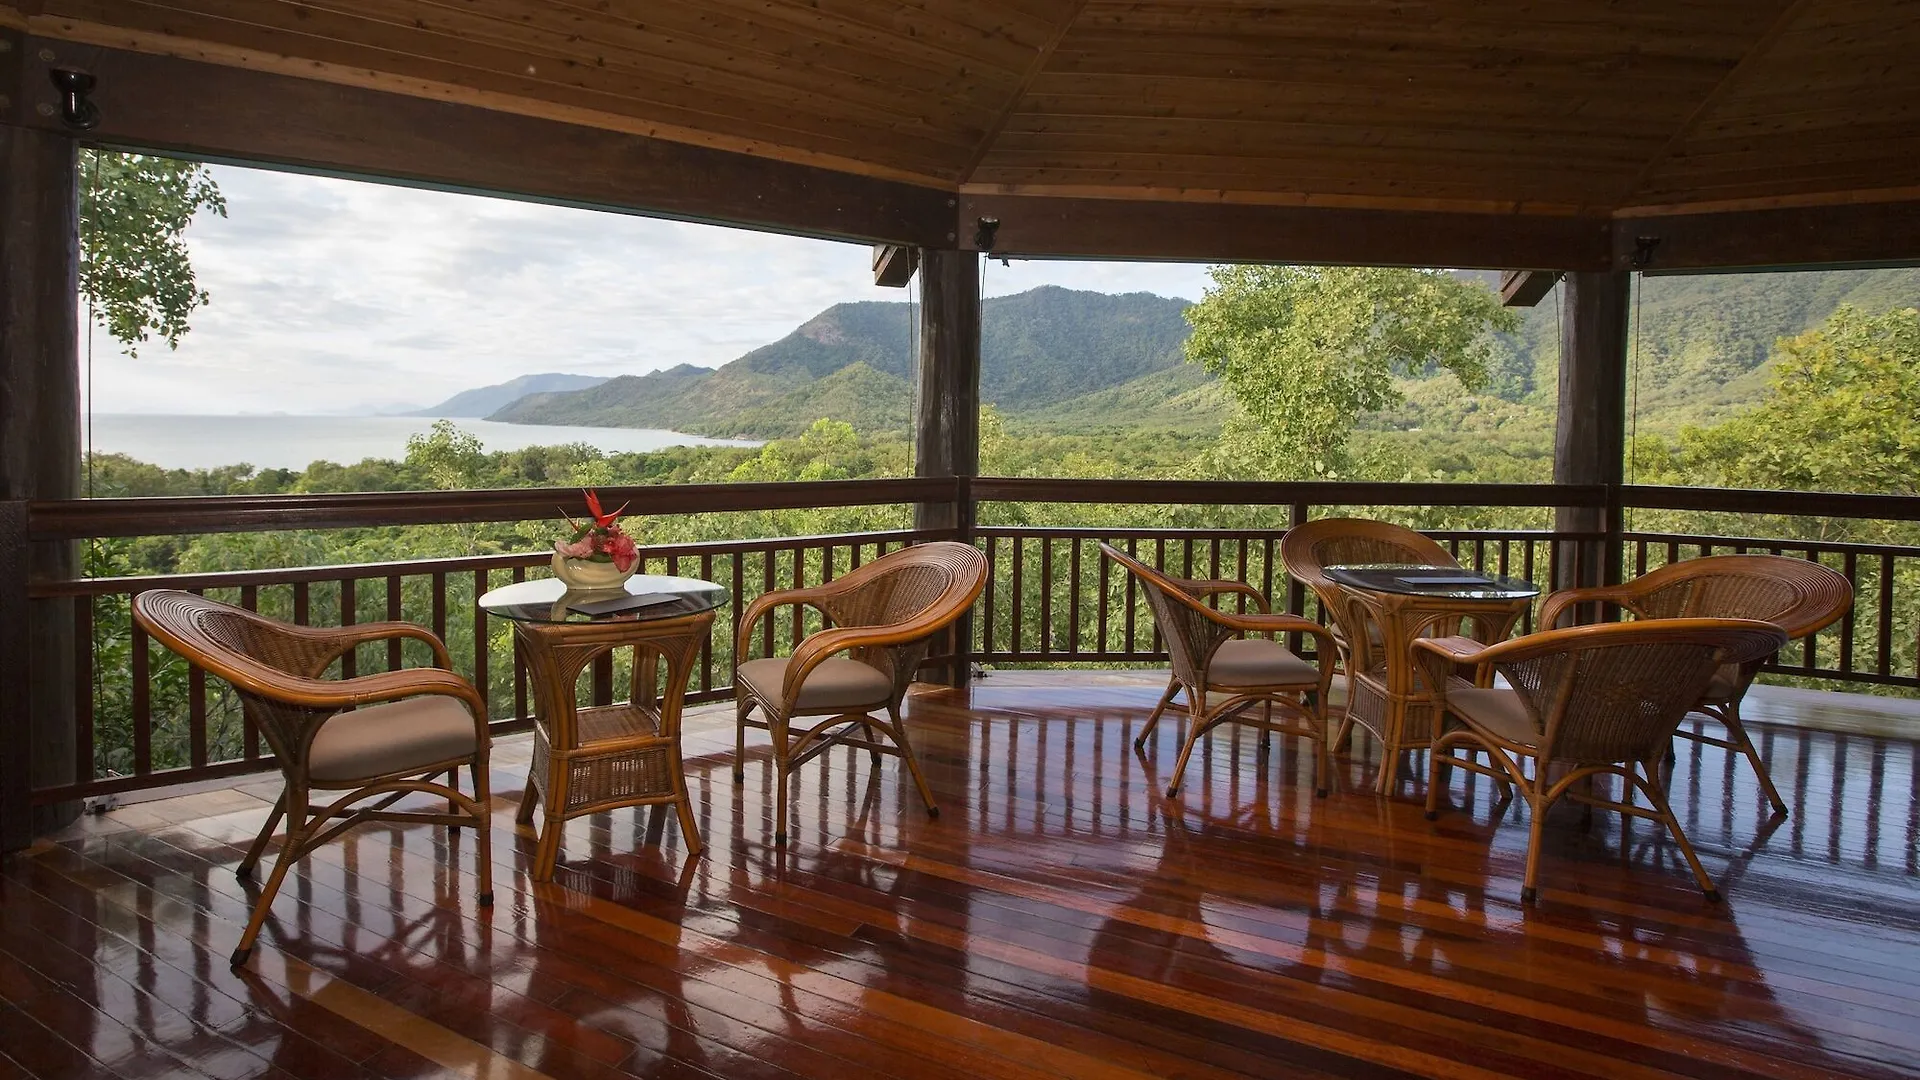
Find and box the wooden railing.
[9,477,1919,810]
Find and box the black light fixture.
[49,68,100,131]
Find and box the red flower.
[582,489,628,529]
[607,531,639,573]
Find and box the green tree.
[79,151,227,354]
[1182,266,1518,479]
[1672,306,1920,499]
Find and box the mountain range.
[409,372,608,417]
[490,286,1197,438]
[473,271,1920,441]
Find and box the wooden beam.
[0,78,82,839]
[914,248,980,686]
[872,244,920,288]
[959,193,1613,271]
[1611,200,1920,272]
[1553,271,1631,594]
[17,36,957,247]
[1500,270,1560,307]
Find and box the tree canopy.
[1181,266,1517,479]
[79,151,227,355]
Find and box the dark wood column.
[913,248,981,685]
[1552,270,1631,597]
[1,119,83,843]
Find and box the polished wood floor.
[3,673,1919,1079]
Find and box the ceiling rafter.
[1614,0,1819,208]
[958,0,1090,183]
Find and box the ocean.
[85,414,760,471]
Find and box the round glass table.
[1322,564,1540,795]
[479,574,730,879]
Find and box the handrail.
[25,530,941,598]
[970,477,1609,507]
[1622,485,1920,519]
[26,477,956,540]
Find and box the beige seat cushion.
[309,695,478,783]
[1445,688,1540,749]
[738,656,893,713]
[1206,638,1319,688]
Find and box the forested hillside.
[491,286,1193,437]
[486,270,1920,446]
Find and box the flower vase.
[551,549,636,592]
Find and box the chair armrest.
[289,620,455,670]
[1413,635,1489,665]
[1538,586,1632,630]
[1217,611,1334,654]
[734,587,827,661]
[1180,578,1271,613]
[213,660,488,722]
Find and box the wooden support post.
[1552,271,1630,602]
[913,248,980,686]
[1,115,83,841]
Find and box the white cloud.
[82,162,1216,414]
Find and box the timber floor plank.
[5,676,1920,1079]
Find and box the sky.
[84,162,1218,415]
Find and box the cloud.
[83,161,1217,414]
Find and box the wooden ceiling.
[10,0,1920,216]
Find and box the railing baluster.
[982,534,996,656]
[1039,535,1053,654]
[241,585,260,760]
[73,597,93,787]
[339,577,356,680]
[188,659,207,770]
[1067,538,1081,655]
[1840,552,1858,676]
[761,549,776,658]
[512,564,528,720]
[473,569,492,713]
[385,574,403,671]
[293,581,310,626]
[701,552,716,692]
[1878,553,1896,677]
[131,601,150,777]
[1125,537,1139,655]
[432,572,447,645]
[1011,534,1025,655]
[791,544,805,645]
[1096,541,1110,656]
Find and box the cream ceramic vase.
[551,549,636,592]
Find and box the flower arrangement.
[555,489,639,573]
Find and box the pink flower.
[555,536,596,559]
[607,531,639,573]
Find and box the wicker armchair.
[1539,555,1852,816]
[1101,543,1337,798]
[1279,517,1460,745]
[1418,619,1787,902]
[734,540,987,846]
[132,591,493,966]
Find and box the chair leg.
[1135,680,1181,748]
[1521,795,1548,903]
[233,811,305,966]
[1635,755,1722,902]
[532,806,565,883]
[237,791,288,881]
[1424,741,1445,820]
[734,698,751,781]
[445,767,463,826]
[515,776,538,826]
[860,721,885,770]
[887,703,939,819]
[1164,690,1207,797]
[470,756,493,907]
[1723,704,1788,817]
[772,715,791,846]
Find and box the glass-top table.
[1321,563,1539,796]
[478,573,729,625]
[478,572,728,879]
[1324,563,1540,601]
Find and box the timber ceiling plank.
[49,0,978,177]
[1628,0,1920,207]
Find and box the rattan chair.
[734,540,987,846]
[1539,555,1852,816]
[1419,618,1787,902]
[1101,543,1337,798]
[132,591,493,966]
[1279,516,1460,747]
